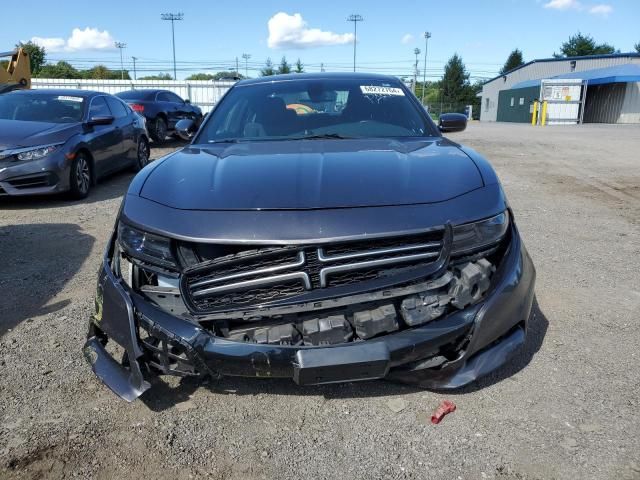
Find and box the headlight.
[15,144,62,161]
[117,222,177,268]
[452,212,509,255]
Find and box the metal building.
[480,53,640,124]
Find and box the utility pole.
[161,12,184,80]
[115,42,126,80]
[347,14,364,72]
[413,48,421,94]
[320,62,325,72]
[235,56,239,78]
[242,53,251,78]
[421,32,431,105]
[131,56,138,80]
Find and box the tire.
[132,137,150,172]
[150,116,167,143]
[69,152,91,199]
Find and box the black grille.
[191,281,306,311]
[182,229,446,314]
[6,173,57,190]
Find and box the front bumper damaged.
[84,224,536,402]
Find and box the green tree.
[277,56,291,74]
[186,73,216,80]
[212,71,244,80]
[635,42,640,53]
[139,73,173,80]
[295,58,304,73]
[500,49,524,74]
[83,64,129,80]
[16,41,46,75]
[553,32,615,58]
[261,57,275,76]
[440,53,470,104]
[37,61,82,79]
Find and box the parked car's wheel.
[150,117,167,143]
[69,153,91,199]
[132,137,150,172]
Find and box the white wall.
[31,78,235,113]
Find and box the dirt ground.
[1,124,639,480]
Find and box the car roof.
[10,89,101,98]
[237,72,401,86]
[117,89,169,95]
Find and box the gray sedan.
[0,89,149,199]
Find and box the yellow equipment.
[0,48,31,94]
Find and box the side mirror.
[438,113,467,133]
[87,116,114,126]
[175,119,196,141]
[184,99,191,104]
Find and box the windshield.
[195,78,435,143]
[0,92,85,123]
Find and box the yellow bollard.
[541,101,548,126]
[531,101,539,126]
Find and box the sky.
[1,0,638,80]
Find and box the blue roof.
[511,64,640,90]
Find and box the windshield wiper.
[288,133,353,140]
[209,138,240,144]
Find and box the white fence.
[31,78,236,113]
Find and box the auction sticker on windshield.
[360,86,405,96]
[57,96,83,102]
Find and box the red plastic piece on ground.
[431,400,456,424]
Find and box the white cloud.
[67,28,115,50]
[543,0,581,9]
[589,4,612,15]
[31,27,115,52]
[401,34,414,45]
[267,12,354,49]
[30,36,66,52]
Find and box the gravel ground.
[1,124,639,480]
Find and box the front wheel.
[150,117,167,143]
[69,153,91,199]
[132,137,150,172]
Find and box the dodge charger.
[84,73,536,401]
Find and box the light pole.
[421,32,431,105]
[161,12,184,80]
[115,42,126,80]
[347,14,363,72]
[242,53,251,78]
[413,48,421,93]
[131,56,137,80]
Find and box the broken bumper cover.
[84,226,535,401]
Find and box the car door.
[106,96,136,166]
[156,91,179,129]
[86,96,123,178]
[167,91,193,122]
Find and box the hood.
[139,138,484,210]
[0,119,81,150]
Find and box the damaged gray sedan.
[84,73,536,401]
